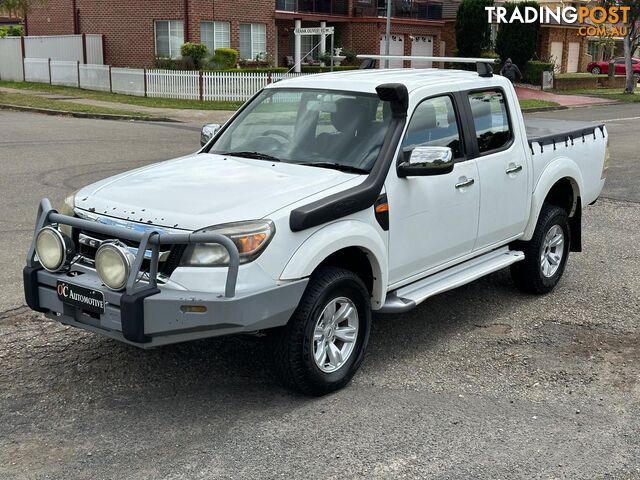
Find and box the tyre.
[511,204,571,295]
[591,66,601,75]
[271,267,371,396]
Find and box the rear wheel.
[591,66,601,75]
[271,267,371,396]
[511,204,570,294]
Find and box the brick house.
[441,0,590,74]
[25,0,448,68]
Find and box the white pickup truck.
[24,59,608,395]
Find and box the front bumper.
[24,265,307,348]
[23,198,307,348]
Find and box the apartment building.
[25,0,448,68]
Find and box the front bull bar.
[26,198,240,298]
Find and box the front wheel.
[591,66,601,75]
[511,204,571,294]
[271,267,371,396]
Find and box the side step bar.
[380,247,524,313]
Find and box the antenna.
[356,55,500,78]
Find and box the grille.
[74,228,184,276]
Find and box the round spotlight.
[35,226,75,272]
[95,242,134,291]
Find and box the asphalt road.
[1,106,639,479]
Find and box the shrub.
[481,50,502,74]
[495,1,540,71]
[180,42,208,69]
[207,48,239,69]
[523,60,554,85]
[153,56,195,70]
[340,48,357,65]
[301,65,359,73]
[0,25,23,38]
[455,0,494,58]
[318,52,332,65]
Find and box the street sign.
[294,27,335,36]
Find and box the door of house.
[379,34,404,68]
[411,36,434,68]
[567,43,580,73]
[551,42,564,72]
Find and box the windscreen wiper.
[297,162,368,175]
[221,151,281,162]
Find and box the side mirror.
[397,146,454,178]
[200,123,222,147]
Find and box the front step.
[380,247,524,313]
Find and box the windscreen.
[210,88,391,172]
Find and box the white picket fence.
[146,69,200,100]
[5,55,311,102]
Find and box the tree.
[600,0,640,94]
[0,0,33,17]
[455,0,494,58]
[495,1,541,71]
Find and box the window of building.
[239,23,267,60]
[155,20,184,59]
[401,96,462,159]
[200,21,230,52]
[468,90,512,154]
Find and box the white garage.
[567,42,580,73]
[379,34,404,68]
[410,36,434,68]
[551,41,564,73]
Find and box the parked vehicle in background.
[24,58,609,396]
[587,57,640,80]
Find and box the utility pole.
[384,0,391,68]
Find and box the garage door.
[379,34,404,68]
[567,42,580,73]
[551,42,564,73]
[411,36,434,68]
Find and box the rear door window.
[468,90,512,154]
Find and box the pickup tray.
[525,118,605,148]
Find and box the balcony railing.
[353,0,443,20]
[275,0,349,16]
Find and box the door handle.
[506,165,523,174]
[455,178,475,189]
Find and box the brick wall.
[26,0,75,35]
[441,20,456,56]
[26,0,276,67]
[537,26,587,73]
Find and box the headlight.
[35,226,75,272]
[95,241,135,291]
[59,191,77,237]
[180,220,275,267]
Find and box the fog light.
[95,242,134,291]
[35,226,75,272]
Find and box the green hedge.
[212,65,359,74]
[524,61,554,85]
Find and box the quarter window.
[200,21,230,52]
[401,96,463,159]
[155,20,184,59]
[468,90,512,154]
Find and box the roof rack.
[356,55,500,78]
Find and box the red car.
[587,57,640,79]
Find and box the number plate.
[56,281,105,314]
